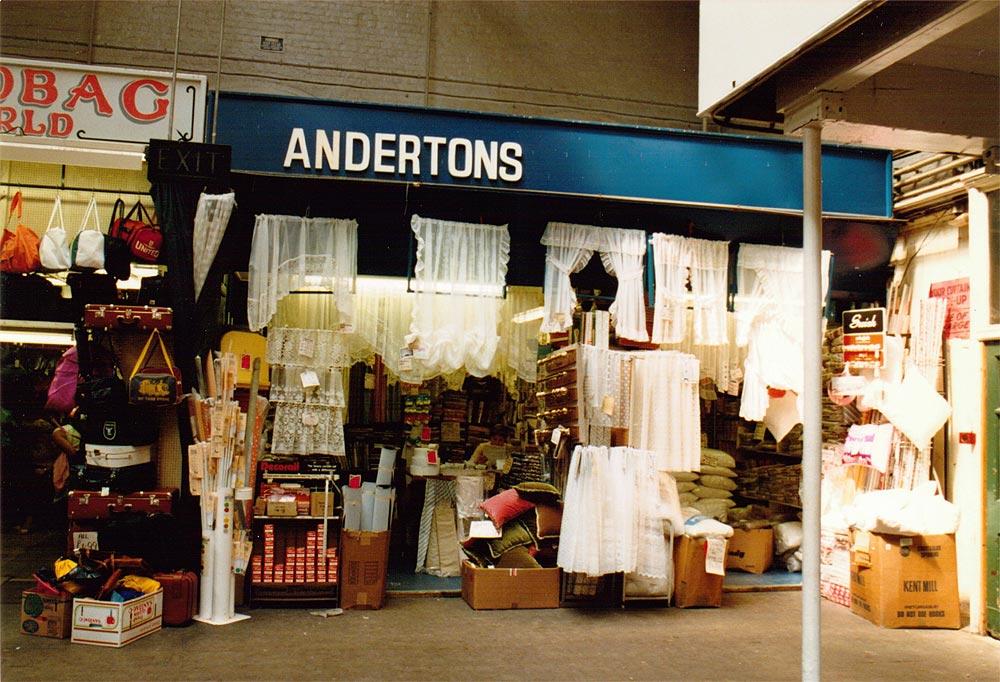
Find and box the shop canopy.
[210,92,892,220]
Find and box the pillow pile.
[463,482,563,570]
[674,448,739,521]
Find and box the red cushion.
[480,488,535,529]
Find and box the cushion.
[698,475,738,491]
[692,485,733,499]
[534,503,563,538]
[462,540,494,567]
[486,520,536,559]
[496,545,542,569]
[676,481,696,493]
[513,481,561,504]
[701,448,737,469]
[481,488,535,528]
[699,464,737,478]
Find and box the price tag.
[298,335,315,358]
[348,474,362,489]
[241,353,251,370]
[339,323,354,334]
[364,373,376,390]
[601,394,615,417]
[100,486,110,496]
[682,360,699,383]
[399,348,414,372]
[73,531,100,551]
[300,370,320,389]
[705,537,727,576]
[426,449,439,465]
[550,426,564,446]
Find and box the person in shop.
[467,424,513,473]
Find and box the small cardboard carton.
[673,536,726,608]
[725,528,774,574]
[21,590,72,638]
[850,530,959,629]
[310,491,335,518]
[340,530,389,609]
[461,561,560,610]
[266,500,298,517]
[71,589,163,648]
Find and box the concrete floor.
[3,532,998,681]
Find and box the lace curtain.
[540,222,649,341]
[628,350,701,472]
[651,234,729,345]
[192,192,236,303]
[405,215,510,378]
[735,243,831,421]
[498,286,544,391]
[247,214,358,331]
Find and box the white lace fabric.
[578,344,633,444]
[247,214,358,331]
[628,350,701,472]
[651,234,729,345]
[193,192,236,302]
[269,365,346,406]
[405,215,510,378]
[266,326,351,368]
[735,244,831,420]
[540,222,649,341]
[270,402,345,456]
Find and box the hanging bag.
[128,329,183,405]
[71,196,105,270]
[39,195,71,270]
[0,191,42,273]
[126,201,162,263]
[76,336,128,412]
[103,199,131,281]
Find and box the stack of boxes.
[251,523,339,585]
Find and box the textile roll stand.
[191,354,264,625]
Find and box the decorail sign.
[841,307,886,369]
[0,58,206,146]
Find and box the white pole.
[801,122,823,681]
[212,489,236,622]
[198,531,215,620]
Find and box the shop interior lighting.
[0,320,75,347]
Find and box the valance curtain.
[405,215,510,378]
[540,222,648,342]
[247,214,358,331]
[735,243,831,421]
[651,233,730,346]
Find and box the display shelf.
[738,447,803,459]
[254,515,342,521]
[260,473,340,481]
[250,583,340,601]
[739,495,802,510]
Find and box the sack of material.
[699,465,737,478]
[39,196,71,271]
[1,192,41,273]
[698,475,738,492]
[128,329,182,406]
[71,197,105,270]
[700,448,737,469]
[692,485,733,499]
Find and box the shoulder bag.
[39,195,71,271]
[104,199,132,281]
[1,191,41,273]
[128,329,183,406]
[71,196,105,270]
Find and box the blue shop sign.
[212,92,892,219]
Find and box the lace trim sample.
[270,403,346,456]
[268,365,346,407]
[266,326,351,368]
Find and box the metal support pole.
[801,122,823,681]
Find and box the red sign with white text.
[928,278,970,339]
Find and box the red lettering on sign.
[20,69,58,106]
[48,112,73,138]
[63,74,113,116]
[21,108,46,135]
[0,106,16,131]
[0,67,12,101]
[120,78,169,123]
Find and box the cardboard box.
[340,530,390,609]
[726,528,774,574]
[310,490,336,517]
[850,531,960,629]
[673,536,725,608]
[21,590,72,638]
[267,500,298,517]
[71,589,163,648]
[461,561,560,610]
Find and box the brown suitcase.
[68,488,177,520]
[83,304,173,331]
[154,571,198,626]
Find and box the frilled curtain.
[247,214,357,332]
[651,233,729,346]
[540,222,649,342]
[405,215,510,378]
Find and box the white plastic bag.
[873,364,951,448]
[39,196,70,270]
[774,521,803,554]
[71,197,104,270]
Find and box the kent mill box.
[850,531,959,629]
[725,528,774,574]
[461,561,561,610]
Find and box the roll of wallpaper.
[375,447,396,486]
[343,486,362,531]
[360,482,377,531]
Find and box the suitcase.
[220,330,271,389]
[84,443,153,468]
[68,488,177,520]
[153,571,197,626]
[83,304,173,331]
[70,462,156,494]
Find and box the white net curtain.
[405,215,511,379]
[540,222,649,342]
[247,215,358,331]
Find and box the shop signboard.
[211,91,893,218]
[842,307,885,369]
[0,58,206,158]
[928,278,969,340]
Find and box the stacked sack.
[461,483,562,569]
[674,448,738,521]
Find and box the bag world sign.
[0,58,206,147]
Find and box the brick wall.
[0,0,699,129]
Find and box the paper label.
[339,323,355,334]
[550,427,564,445]
[468,519,502,539]
[300,369,320,389]
[100,486,110,496]
[399,348,414,372]
[348,474,362,489]
[601,394,615,417]
[364,373,375,390]
[412,344,429,361]
[73,531,100,550]
[682,360,699,383]
[241,353,251,370]
[426,449,439,465]
[705,537,727,576]
[298,336,315,358]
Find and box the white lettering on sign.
[848,313,878,330]
[282,129,524,182]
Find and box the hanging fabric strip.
[247,214,358,331]
[192,192,236,303]
[268,365,346,406]
[270,403,346,456]
[267,326,351,368]
[651,233,730,346]
[628,350,701,472]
